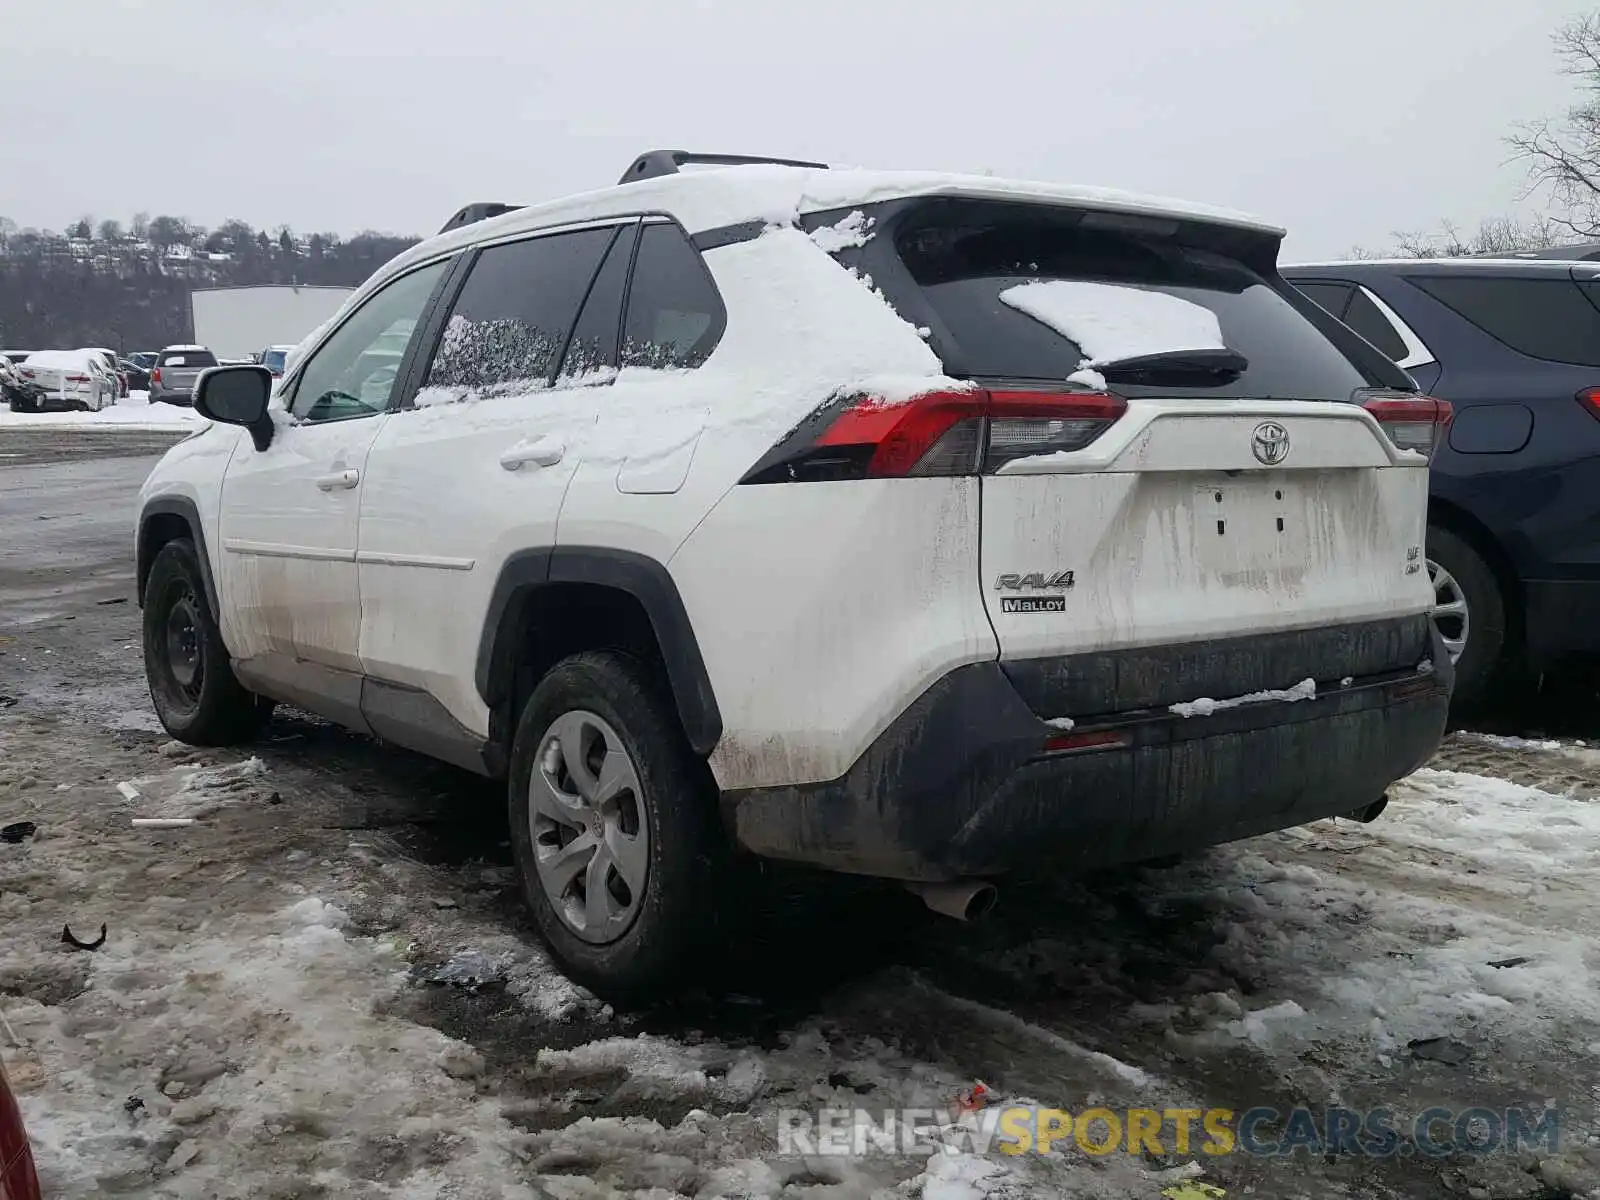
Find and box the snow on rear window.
[998,280,1224,367]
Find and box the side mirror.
[195,365,275,451]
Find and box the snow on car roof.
[22,349,104,370]
[378,166,1281,294]
[161,344,210,352]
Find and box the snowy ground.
[2,431,1597,1199]
[0,390,205,432]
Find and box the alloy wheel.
[1428,557,1469,664]
[528,710,650,944]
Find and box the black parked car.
[1285,258,1600,704]
[119,357,151,390]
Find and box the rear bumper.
[150,389,193,406]
[1523,579,1600,661]
[723,617,1451,881]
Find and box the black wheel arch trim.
[137,496,219,615]
[476,546,723,757]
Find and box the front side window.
[619,223,725,370]
[421,227,613,403]
[290,259,447,422]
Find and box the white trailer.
[189,285,354,361]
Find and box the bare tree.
[131,211,150,241]
[146,215,189,250]
[1509,12,1600,237]
[97,218,123,243]
[1355,214,1562,260]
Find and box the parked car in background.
[258,344,295,380]
[126,351,159,372]
[88,347,129,398]
[148,345,219,406]
[0,1056,43,1200]
[135,154,1450,994]
[1285,257,1600,705]
[10,348,117,412]
[120,357,151,390]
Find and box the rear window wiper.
[1095,347,1248,383]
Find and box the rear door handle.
[500,439,564,471]
[315,468,360,491]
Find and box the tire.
[507,650,726,999]
[142,538,270,745]
[1427,525,1507,708]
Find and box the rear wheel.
[1427,525,1507,708]
[142,539,270,745]
[507,650,726,999]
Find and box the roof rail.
[617,150,828,186]
[438,203,522,235]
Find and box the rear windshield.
[158,349,218,368]
[870,205,1373,400]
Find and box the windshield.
[263,350,288,371]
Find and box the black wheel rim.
[162,586,204,702]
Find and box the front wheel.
[507,650,727,999]
[1427,525,1507,708]
[142,539,270,745]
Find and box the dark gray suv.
[149,345,219,406]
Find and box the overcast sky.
[0,0,1585,258]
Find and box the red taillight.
[1360,393,1452,458]
[747,386,1127,483]
[1576,388,1600,422]
[1043,728,1130,754]
[150,367,162,385]
[66,373,89,383]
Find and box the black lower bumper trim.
[723,624,1452,881]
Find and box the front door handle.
[500,438,564,471]
[315,468,360,491]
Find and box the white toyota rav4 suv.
[136,151,1453,995]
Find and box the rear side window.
[1409,275,1600,366]
[879,205,1374,400]
[424,227,613,400]
[1341,289,1408,362]
[158,349,218,367]
[1291,280,1355,318]
[620,223,725,369]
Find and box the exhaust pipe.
[907,879,998,922]
[1345,794,1389,824]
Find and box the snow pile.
[117,756,269,820]
[998,280,1225,370]
[0,390,205,430]
[1169,677,1316,717]
[808,209,875,253]
[1455,731,1569,753]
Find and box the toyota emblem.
[1251,420,1290,466]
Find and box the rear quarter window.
[1408,275,1600,366]
[865,204,1378,401]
